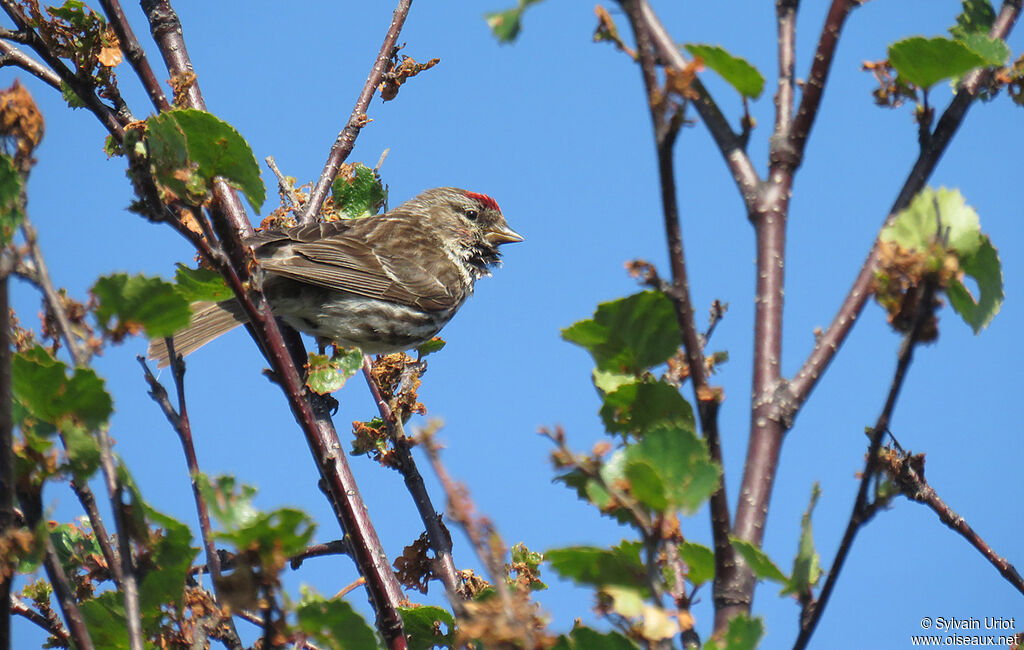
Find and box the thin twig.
[299,0,414,223]
[0,40,60,88]
[361,356,465,614]
[97,0,171,111]
[9,595,69,644]
[623,0,761,209]
[17,219,124,586]
[0,0,126,138]
[17,489,95,650]
[619,1,734,628]
[266,155,305,211]
[420,429,530,647]
[0,265,12,649]
[136,353,243,649]
[788,0,1022,412]
[793,279,937,649]
[881,451,1024,596]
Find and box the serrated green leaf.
[93,273,193,339]
[679,541,715,587]
[684,43,765,99]
[563,291,681,374]
[600,377,696,436]
[950,0,996,40]
[880,187,982,258]
[306,348,363,394]
[139,506,197,618]
[0,155,23,246]
[623,424,720,514]
[947,236,1003,332]
[146,109,265,212]
[957,32,1010,66]
[297,593,379,650]
[888,37,988,88]
[546,541,647,593]
[704,614,764,650]
[331,163,386,219]
[173,264,232,302]
[12,348,113,430]
[399,605,455,650]
[730,538,788,585]
[784,482,822,596]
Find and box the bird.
[148,187,522,367]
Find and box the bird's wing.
[250,220,463,312]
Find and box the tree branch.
[619,0,762,209]
[137,353,243,649]
[787,0,1022,411]
[619,0,735,627]
[9,595,69,645]
[0,1,125,138]
[361,356,464,613]
[0,264,12,649]
[97,0,171,111]
[299,0,414,224]
[0,40,60,89]
[881,450,1024,596]
[793,279,937,649]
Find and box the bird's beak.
[485,223,524,246]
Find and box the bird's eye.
[465,209,479,221]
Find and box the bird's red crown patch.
[463,191,501,212]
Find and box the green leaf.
[80,592,130,649]
[146,108,265,212]
[957,32,1010,66]
[0,155,24,246]
[296,592,379,650]
[684,43,765,99]
[546,541,647,593]
[947,236,1003,332]
[60,81,86,108]
[331,163,386,219]
[306,348,364,394]
[138,506,197,619]
[557,626,641,650]
[679,541,715,587]
[730,538,788,585]
[888,37,988,88]
[600,377,695,436]
[704,614,764,650]
[92,273,193,339]
[399,605,455,650]
[783,482,822,596]
[62,423,101,481]
[623,424,720,514]
[562,291,681,375]
[880,187,982,258]
[172,264,232,302]
[950,0,996,40]
[201,475,316,562]
[12,347,113,430]
[416,336,446,357]
[484,0,545,43]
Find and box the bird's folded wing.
[253,224,460,312]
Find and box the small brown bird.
[149,187,522,367]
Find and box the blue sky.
[6,1,1023,647]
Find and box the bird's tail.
[147,300,248,368]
